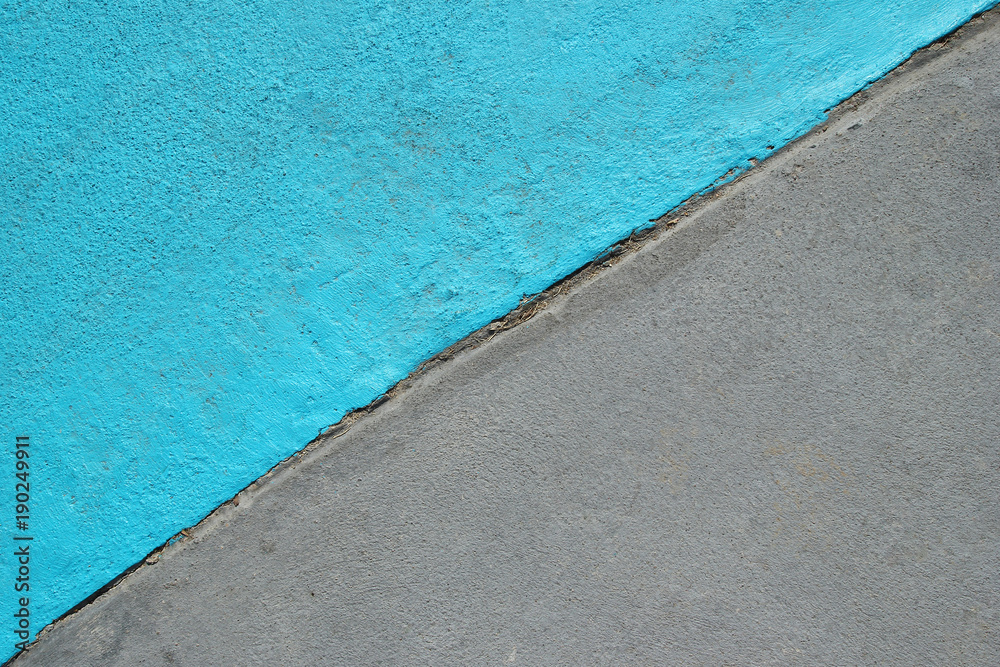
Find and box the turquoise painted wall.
[1,0,994,656]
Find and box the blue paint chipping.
[1,0,994,655]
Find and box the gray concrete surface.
[20,10,1000,666]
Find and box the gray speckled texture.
[18,9,1000,666]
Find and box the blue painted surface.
[1,0,994,654]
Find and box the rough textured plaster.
[0,0,996,655]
